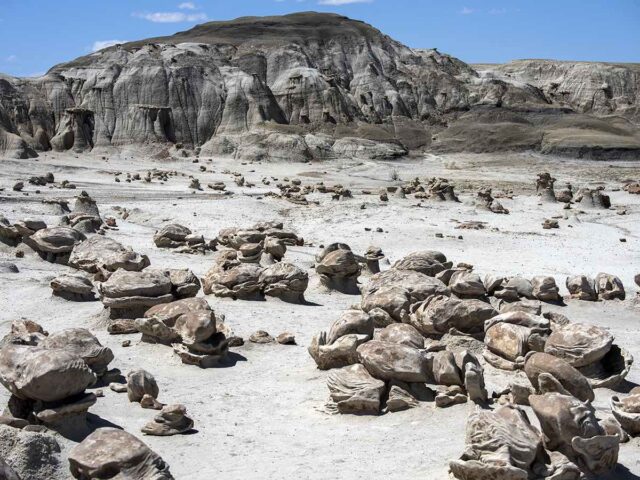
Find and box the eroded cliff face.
[0,12,639,161]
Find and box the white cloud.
[91,40,127,52]
[133,11,207,23]
[489,8,507,14]
[6,55,17,62]
[178,2,196,9]
[318,0,372,4]
[460,7,474,14]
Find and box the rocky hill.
[1,12,639,160]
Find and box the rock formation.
[1,13,638,161]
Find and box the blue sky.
[0,0,638,77]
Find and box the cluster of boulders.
[0,320,113,439]
[134,297,232,367]
[201,222,309,302]
[566,272,625,300]
[153,223,215,254]
[306,246,635,480]
[309,308,488,413]
[98,267,200,320]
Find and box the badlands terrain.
[0,149,639,479]
[0,10,640,480]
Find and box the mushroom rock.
[574,187,611,209]
[476,187,509,214]
[357,340,430,383]
[524,352,594,402]
[374,323,424,349]
[259,262,309,303]
[531,275,560,302]
[23,227,86,264]
[594,272,625,300]
[202,250,263,300]
[361,246,384,274]
[68,236,150,276]
[611,393,640,436]
[315,243,361,294]
[392,250,451,277]
[409,295,498,336]
[68,191,102,233]
[565,275,597,301]
[361,269,450,325]
[326,364,385,415]
[426,177,459,202]
[50,273,95,301]
[68,428,174,479]
[544,323,613,368]
[98,269,174,319]
[536,172,557,202]
[141,404,194,436]
[263,236,286,263]
[144,297,211,327]
[529,392,619,476]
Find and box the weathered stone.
[259,262,308,302]
[409,295,497,335]
[357,340,429,382]
[50,273,95,301]
[68,428,174,479]
[545,323,613,367]
[594,272,625,300]
[69,236,149,274]
[141,404,194,436]
[566,275,597,301]
[126,369,159,403]
[374,323,424,349]
[39,329,113,376]
[524,352,594,402]
[326,364,385,415]
[315,244,360,293]
[392,250,450,276]
[531,275,560,301]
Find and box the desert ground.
[1,150,639,479]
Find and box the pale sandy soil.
[1,150,639,479]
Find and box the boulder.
[202,251,263,299]
[50,273,95,301]
[259,262,309,302]
[98,269,174,317]
[374,323,424,349]
[153,224,192,248]
[409,295,497,335]
[315,243,361,293]
[529,393,619,475]
[524,352,594,402]
[326,364,385,414]
[357,340,429,382]
[126,369,159,404]
[566,275,597,301]
[531,275,560,302]
[23,227,86,264]
[361,269,450,324]
[448,270,486,297]
[39,329,113,376]
[611,393,640,436]
[69,236,149,274]
[594,272,625,300]
[392,250,451,276]
[68,428,174,479]
[544,323,613,367]
[141,404,194,436]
